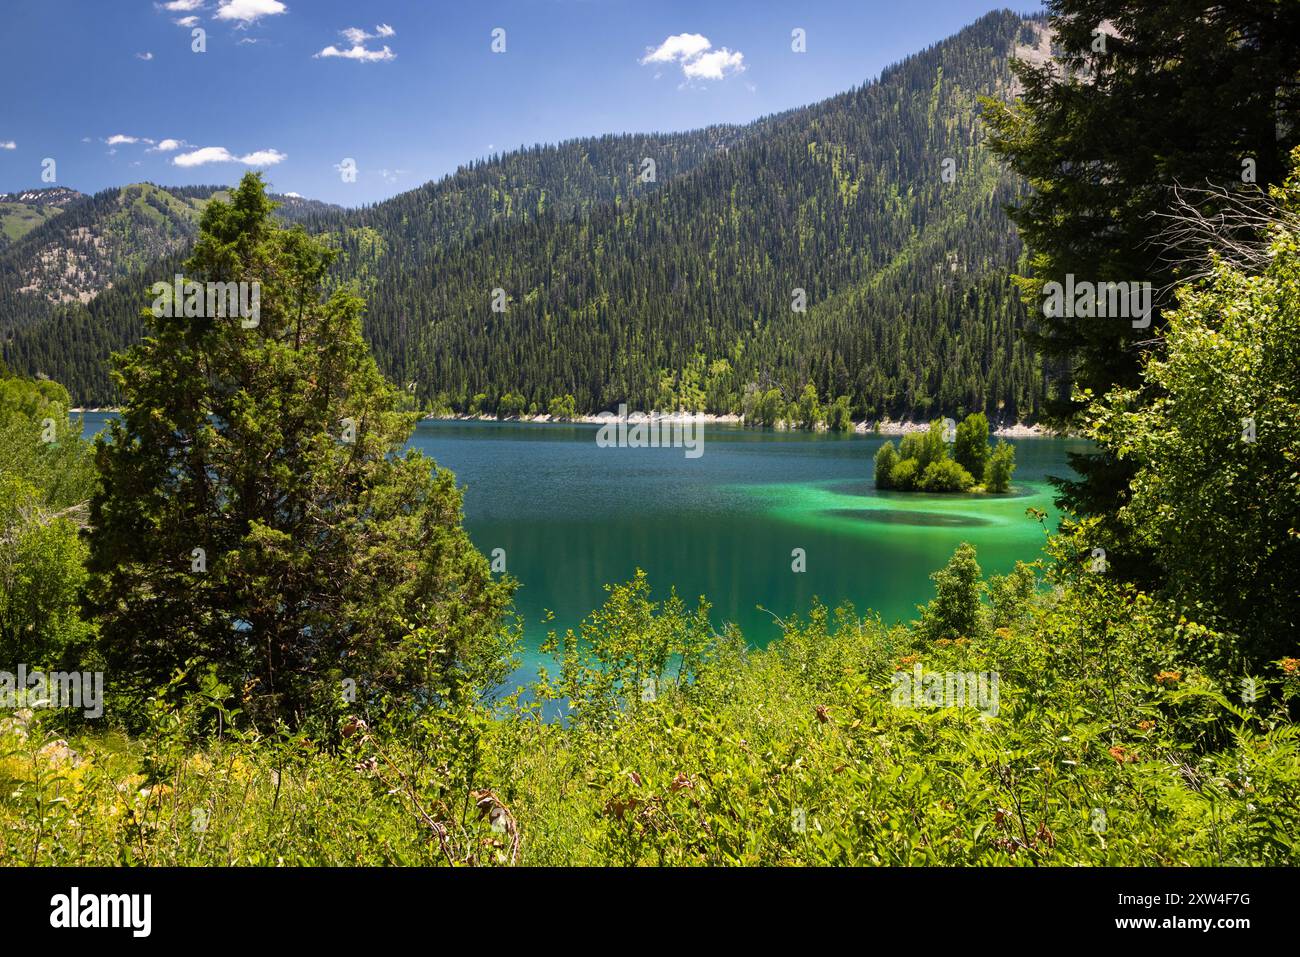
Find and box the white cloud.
[160,0,204,11]
[136,51,154,60]
[318,24,396,61]
[316,43,395,62]
[0,141,15,150]
[238,148,286,166]
[174,16,200,27]
[682,48,744,80]
[214,0,286,23]
[106,134,144,145]
[173,145,285,167]
[640,33,711,65]
[148,138,187,152]
[283,191,301,198]
[640,33,745,82]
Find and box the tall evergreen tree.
[983,0,1300,575]
[86,174,515,728]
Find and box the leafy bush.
[885,416,1006,494]
[9,546,1295,867]
[919,458,975,492]
[1085,159,1300,670]
[826,395,852,432]
[889,457,920,490]
[547,394,577,421]
[954,412,990,478]
[984,440,1016,492]
[874,441,900,488]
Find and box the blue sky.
[0,1,1043,206]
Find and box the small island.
[874,413,1016,493]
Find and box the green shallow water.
[78,414,1086,689]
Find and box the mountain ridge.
[2,10,1047,421]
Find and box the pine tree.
[982,0,1300,571]
[86,174,515,728]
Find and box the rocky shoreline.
[421,411,1057,437]
[70,406,1056,437]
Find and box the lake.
[79,414,1084,685]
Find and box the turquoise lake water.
[79,414,1084,685]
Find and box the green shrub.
[984,440,1016,492]
[874,441,899,488]
[889,457,920,490]
[954,412,990,478]
[919,458,975,492]
[826,395,853,432]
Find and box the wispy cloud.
[105,134,152,146]
[0,141,16,150]
[148,138,187,152]
[173,145,286,167]
[174,16,200,27]
[317,24,395,62]
[159,0,204,11]
[214,0,286,24]
[640,33,745,82]
[136,51,154,61]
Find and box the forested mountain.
[0,185,339,397]
[1,10,1045,419]
[0,187,84,248]
[363,9,1043,421]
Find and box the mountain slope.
[365,9,1041,420]
[2,127,749,404]
[0,187,85,248]
[2,11,1044,420]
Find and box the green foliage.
[982,0,1300,564]
[794,383,821,430]
[899,423,948,474]
[547,394,577,421]
[536,570,713,732]
[84,174,516,730]
[825,395,852,432]
[10,552,1297,866]
[0,370,98,669]
[881,415,1004,493]
[919,458,975,493]
[984,440,1016,492]
[917,543,984,641]
[497,392,526,419]
[874,440,899,488]
[1084,156,1300,671]
[754,388,786,427]
[953,411,989,479]
[888,457,920,491]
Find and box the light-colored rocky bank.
[423,411,1055,436]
